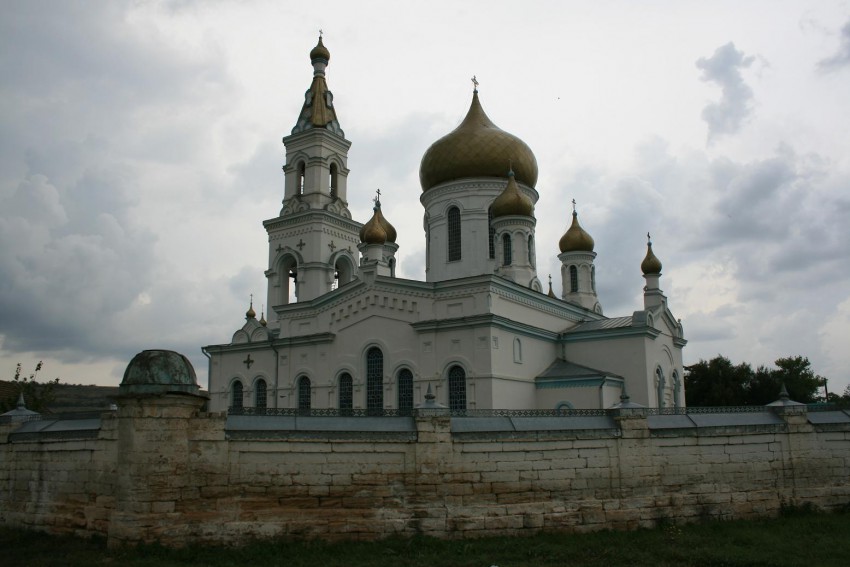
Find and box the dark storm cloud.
[818,19,850,71]
[696,43,755,141]
[0,2,239,364]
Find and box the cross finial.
[471,75,479,92]
[572,198,577,213]
[647,232,651,244]
[249,293,253,306]
[319,28,323,38]
[548,274,552,286]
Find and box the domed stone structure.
[419,91,538,191]
[120,350,200,396]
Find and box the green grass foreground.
[3,509,849,567]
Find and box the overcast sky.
[2,1,849,398]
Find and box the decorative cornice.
[264,210,363,232]
[562,326,661,343]
[412,314,559,341]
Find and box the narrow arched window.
[397,368,413,413]
[255,379,267,409]
[231,380,243,410]
[655,367,665,409]
[366,347,384,412]
[569,265,578,293]
[447,207,461,262]
[502,234,512,266]
[513,338,522,363]
[338,373,353,411]
[298,376,311,410]
[297,161,306,194]
[672,371,681,409]
[488,207,495,259]
[591,265,596,293]
[448,365,467,411]
[329,163,338,197]
[528,235,535,268]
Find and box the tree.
[685,354,825,407]
[0,361,58,413]
[685,356,752,406]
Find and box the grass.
[3,508,849,567]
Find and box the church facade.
[202,38,687,413]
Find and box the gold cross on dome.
[319,28,323,37]
[471,75,479,91]
[572,198,577,213]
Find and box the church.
[202,37,687,413]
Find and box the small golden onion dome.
[259,311,267,327]
[359,207,388,244]
[246,302,256,320]
[491,170,533,218]
[641,241,663,275]
[558,212,595,253]
[310,36,330,62]
[419,91,538,191]
[547,281,557,298]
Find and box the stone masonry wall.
[1,397,849,547]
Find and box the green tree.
[0,361,58,413]
[685,356,753,406]
[771,356,823,404]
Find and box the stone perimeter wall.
[1,395,849,547]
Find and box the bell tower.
[264,35,361,317]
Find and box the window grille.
[298,376,311,410]
[488,208,495,259]
[502,234,512,266]
[231,381,243,409]
[338,373,353,411]
[447,207,461,261]
[570,265,578,293]
[397,369,413,412]
[255,379,267,409]
[448,365,467,411]
[366,347,383,412]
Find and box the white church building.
[203,37,687,412]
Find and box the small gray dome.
[120,350,199,395]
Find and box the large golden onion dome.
[491,170,533,217]
[310,36,330,62]
[641,237,663,275]
[376,203,397,243]
[359,206,388,245]
[558,211,595,253]
[419,91,538,191]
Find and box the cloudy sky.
[2,1,849,398]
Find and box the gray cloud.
[696,42,756,141]
[819,20,850,71]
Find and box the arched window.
[591,265,596,293]
[366,347,384,412]
[672,371,681,409]
[502,234,512,266]
[447,207,461,262]
[280,255,298,305]
[513,338,522,363]
[231,380,243,410]
[334,256,354,289]
[448,365,467,411]
[338,373,353,411]
[569,265,578,293]
[527,235,535,268]
[255,379,267,409]
[397,368,414,413]
[655,367,666,409]
[488,207,495,259]
[298,376,311,410]
[329,163,338,197]
[297,161,306,194]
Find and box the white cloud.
[696,42,756,142]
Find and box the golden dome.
[491,170,533,217]
[559,211,595,253]
[245,301,256,320]
[419,91,538,191]
[310,36,330,62]
[641,239,662,275]
[359,207,388,244]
